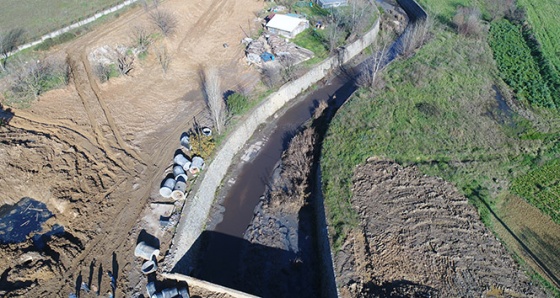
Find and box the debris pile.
[243,35,314,66]
[267,35,313,63]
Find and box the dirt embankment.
[335,158,547,297]
[241,128,319,297]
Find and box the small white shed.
[266,14,309,38]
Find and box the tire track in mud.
[67,51,145,172]
[10,113,118,178]
[78,51,146,164]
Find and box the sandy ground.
[0,0,263,296]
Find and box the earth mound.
[336,157,546,297]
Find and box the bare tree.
[398,18,430,57]
[358,34,390,89]
[0,28,26,70]
[200,67,225,135]
[453,7,482,37]
[280,54,299,83]
[261,65,282,89]
[155,44,171,73]
[94,63,113,83]
[486,0,516,20]
[347,0,376,36]
[131,25,152,54]
[325,14,344,53]
[9,55,69,99]
[150,10,178,36]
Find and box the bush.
[150,10,178,36]
[6,55,69,104]
[226,92,249,117]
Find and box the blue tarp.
[261,52,275,62]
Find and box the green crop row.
[488,19,554,109]
[511,159,560,224]
[517,0,560,99]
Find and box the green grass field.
[321,0,560,291]
[0,0,124,41]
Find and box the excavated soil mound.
[335,157,546,297]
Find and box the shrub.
[226,92,249,117]
[7,56,69,103]
[150,10,178,37]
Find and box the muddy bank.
[191,103,327,296]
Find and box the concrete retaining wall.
[170,19,380,271]
[396,0,427,22]
[162,273,259,298]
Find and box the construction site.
[1,0,558,297]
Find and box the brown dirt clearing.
[0,0,263,296]
[335,157,547,297]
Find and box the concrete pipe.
[151,293,164,298]
[141,259,157,275]
[201,127,212,136]
[134,241,160,261]
[178,287,190,298]
[162,288,179,298]
[181,160,192,172]
[172,174,187,200]
[159,178,176,198]
[180,135,192,150]
[146,281,157,297]
[173,153,190,167]
[173,165,185,177]
[189,156,205,174]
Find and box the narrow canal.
[191,1,419,295]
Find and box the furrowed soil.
[0,0,262,296]
[336,157,547,297]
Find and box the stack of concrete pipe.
[135,241,159,275]
[160,152,193,200]
[146,281,190,298]
[158,133,206,199]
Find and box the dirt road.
[0,0,262,296]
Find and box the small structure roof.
[266,14,306,33]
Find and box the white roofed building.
[266,14,309,39]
